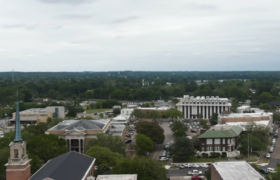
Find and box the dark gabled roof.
[269,101,280,106]
[198,126,243,139]
[57,120,105,130]
[29,151,95,180]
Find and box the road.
[263,126,280,169]
[151,120,174,160]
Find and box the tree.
[27,134,67,163]
[0,148,9,179]
[131,109,146,119]
[210,113,218,125]
[164,108,183,120]
[23,123,48,136]
[266,164,280,180]
[135,134,154,155]
[87,134,125,155]
[147,110,161,121]
[199,119,208,129]
[29,153,44,174]
[135,121,165,144]
[170,120,188,138]
[113,108,120,115]
[239,122,270,155]
[112,156,167,180]
[86,146,124,173]
[258,92,273,104]
[259,103,272,112]
[169,136,196,162]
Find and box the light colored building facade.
[176,95,231,119]
[46,119,125,153]
[96,174,137,180]
[136,107,170,115]
[112,109,133,126]
[11,106,65,124]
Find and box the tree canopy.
[169,136,196,162]
[164,108,183,120]
[170,120,188,138]
[112,156,167,180]
[135,134,154,155]
[87,133,126,155]
[135,121,165,144]
[86,146,124,173]
[27,134,67,163]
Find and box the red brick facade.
[6,163,31,180]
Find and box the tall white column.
[206,106,208,119]
[188,106,190,119]
[184,106,186,118]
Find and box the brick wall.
[6,163,31,180]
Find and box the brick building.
[197,125,243,158]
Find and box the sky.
[0,0,280,71]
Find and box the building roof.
[48,119,110,131]
[237,105,251,110]
[212,161,265,180]
[225,121,270,128]
[220,112,272,118]
[198,125,243,138]
[29,151,95,180]
[96,174,137,180]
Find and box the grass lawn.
[237,156,258,162]
[185,157,228,163]
[86,108,111,113]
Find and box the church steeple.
[5,101,31,180]
[14,101,22,143]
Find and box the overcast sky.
[0,0,280,71]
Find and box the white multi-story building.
[111,109,134,126]
[176,95,231,119]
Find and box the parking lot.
[168,163,209,177]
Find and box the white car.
[193,164,200,168]
[266,153,271,159]
[272,138,276,143]
[184,163,192,168]
[267,168,275,173]
[159,157,169,161]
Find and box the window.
[215,146,220,151]
[201,146,205,151]
[207,146,212,151]
[14,149,19,158]
[206,139,212,145]
[214,139,220,144]
[222,138,225,144]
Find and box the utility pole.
[248,133,249,158]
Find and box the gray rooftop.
[29,151,95,180]
[212,161,265,180]
[49,119,110,131]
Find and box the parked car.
[193,164,200,168]
[188,170,202,176]
[269,147,274,153]
[267,168,276,173]
[159,157,169,161]
[179,165,185,169]
[125,139,132,144]
[126,131,134,135]
[125,134,131,138]
[191,129,197,133]
[259,168,268,175]
[266,153,271,159]
[184,164,192,168]
[272,138,276,143]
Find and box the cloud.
[38,0,95,5]
[111,16,140,24]
[55,14,92,19]
[1,23,38,30]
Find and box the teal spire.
[14,101,22,143]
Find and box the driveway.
[151,121,174,160]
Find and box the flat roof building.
[96,174,137,180]
[10,106,65,124]
[211,161,265,180]
[176,95,231,119]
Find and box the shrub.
[202,153,209,158]
[222,152,227,157]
